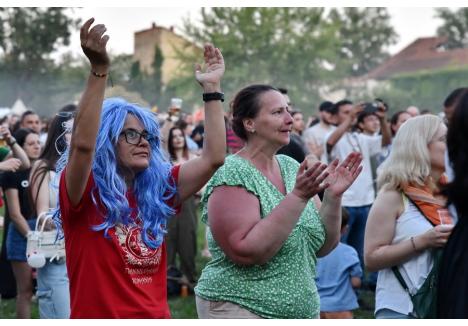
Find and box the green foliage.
[176,7,341,115]
[173,7,398,116]
[371,66,468,113]
[329,8,398,77]
[436,8,468,49]
[0,8,82,115]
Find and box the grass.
[0,204,375,319]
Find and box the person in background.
[302,101,336,163]
[165,126,199,287]
[29,105,76,318]
[3,128,41,318]
[406,106,420,117]
[356,110,380,136]
[325,99,391,291]
[0,122,30,301]
[377,110,412,167]
[19,110,41,134]
[365,115,453,319]
[316,208,362,319]
[225,114,244,155]
[438,90,468,318]
[175,119,199,154]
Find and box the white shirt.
[302,123,336,163]
[375,197,434,316]
[324,131,381,207]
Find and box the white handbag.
[26,211,65,268]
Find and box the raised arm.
[177,44,226,202]
[375,104,392,147]
[65,18,110,205]
[1,125,30,169]
[326,104,363,154]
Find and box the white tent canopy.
[10,98,28,116]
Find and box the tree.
[177,7,341,114]
[152,45,164,104]
[125,45,165,108]
[328,8,398,77]
[436,8,468,49]
[0,8,80,103]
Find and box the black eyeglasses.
[119,128,157,145]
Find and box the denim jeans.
[341,205,377,287]
[341,205,370,267]
[37,259,70,318]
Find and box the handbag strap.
[392,266,411,294]
[391,193,436,294]
[36,211,52,232]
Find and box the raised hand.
[325,152,363,197]
[80,18,110,70]
[292,161,330,201]
[195,43,225,90]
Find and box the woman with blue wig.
[56,18,226,318]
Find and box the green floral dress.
[194,154,326,318]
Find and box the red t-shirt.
[59,165,180,318]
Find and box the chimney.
[152,22,156,29]
[169,26,174,32]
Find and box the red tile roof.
[366,36,468,80]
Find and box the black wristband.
[203,92,224,102]
[91,70,108,78]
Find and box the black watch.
[203,92,224,102]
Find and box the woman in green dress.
[195,84,363,318]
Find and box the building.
[365,36,468,80]
[321,36,468,101]
[133,23,202,85]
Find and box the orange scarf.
[403,175,454,226]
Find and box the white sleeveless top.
[374,195,434,316]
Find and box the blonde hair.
[377,115,444,191]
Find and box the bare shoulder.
[30,159,47,176]
[374,186,404,217]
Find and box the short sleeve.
[59,167,95,215]
[1,171,18,190]
[348,247,363,278]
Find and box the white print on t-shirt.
[114,224,162,285]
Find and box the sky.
[4,1,466,57]
[61,7,448,57]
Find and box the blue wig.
[54,98,177,249]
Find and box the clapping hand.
[292,161,330,201]
[325,152,363,197]
[80,18,110,71]
[195,43,225,91]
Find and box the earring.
[250,129,255,133]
